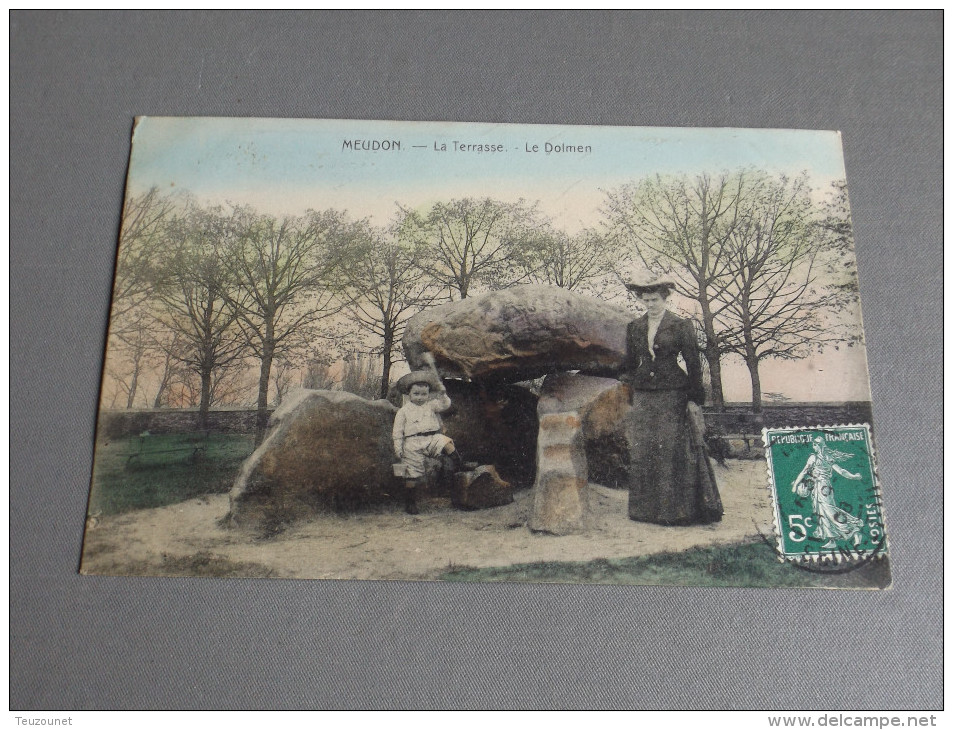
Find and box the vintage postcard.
[81,117,890,588]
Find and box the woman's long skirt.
[625,388,723,525]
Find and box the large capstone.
[228,389,398,531]
[402,285,632,383]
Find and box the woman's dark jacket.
[619,310,705,405]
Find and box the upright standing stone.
[529,373,624,534]
[529,373,619,535]
[582,379,632,489]
[529,409,588,534]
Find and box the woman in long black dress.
[620,276,723,525]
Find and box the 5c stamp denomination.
[763,424,888,563]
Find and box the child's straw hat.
[396,369,441,394]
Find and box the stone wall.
[99,401,874,441]
[699,402,875,460]
[702,402,875,435]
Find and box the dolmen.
[229,285,635,534]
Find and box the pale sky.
[118,117,871,403]
[129,117,847,232]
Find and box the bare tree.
[104,362,142,410]
[209,357,257,407]
[714,173,859,412]
[603,172,749,406]
[225,207,359,442]
[111,187,178,324]
[271,356,298,407]
[340,228,441,398]
[816,179,861,299]
[338,352,383,400]
[399,197,544,300]
[153,205,247,428]
[150,329,189,408]
[104,309,154,409]
[164,369,200,409]
[525,227,621,297]
[302,357,336,391]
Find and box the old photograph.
[80,117,890,588]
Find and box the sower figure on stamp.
[791,437,864,549]
[392,355,463,515]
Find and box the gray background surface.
[10,10,942,710]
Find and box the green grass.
[439,540,891,589]
[88,551,276,578]
[88,432,256,516]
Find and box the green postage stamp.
[763,424,888,563]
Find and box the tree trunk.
[153,352,173,408]
[125,368,139,409]
[746,356,763,414]
[379,330,394,400]
[153,381,167,408]
[704,345,725,407]
[198,368,212,430]
[741,308,762,413]
[698,297,725,406]
[255,345,274,445]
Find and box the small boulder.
[228,389,398,531]
[402,285,632,383]
[452,465,513,510]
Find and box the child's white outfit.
[392,393,453,479]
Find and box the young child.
[392,366,462,514]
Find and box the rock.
[529,373,630,533]
[581,379,632,489]
[228,389,398,531]
[528,374,610,534]
[529,409,588,535]
[387,379,539,487]
[452,465,514,510]
[402,285,632,383]
[539,371,623,413]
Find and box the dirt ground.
[81,460,775,581]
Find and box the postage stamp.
[763,424,888,563]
